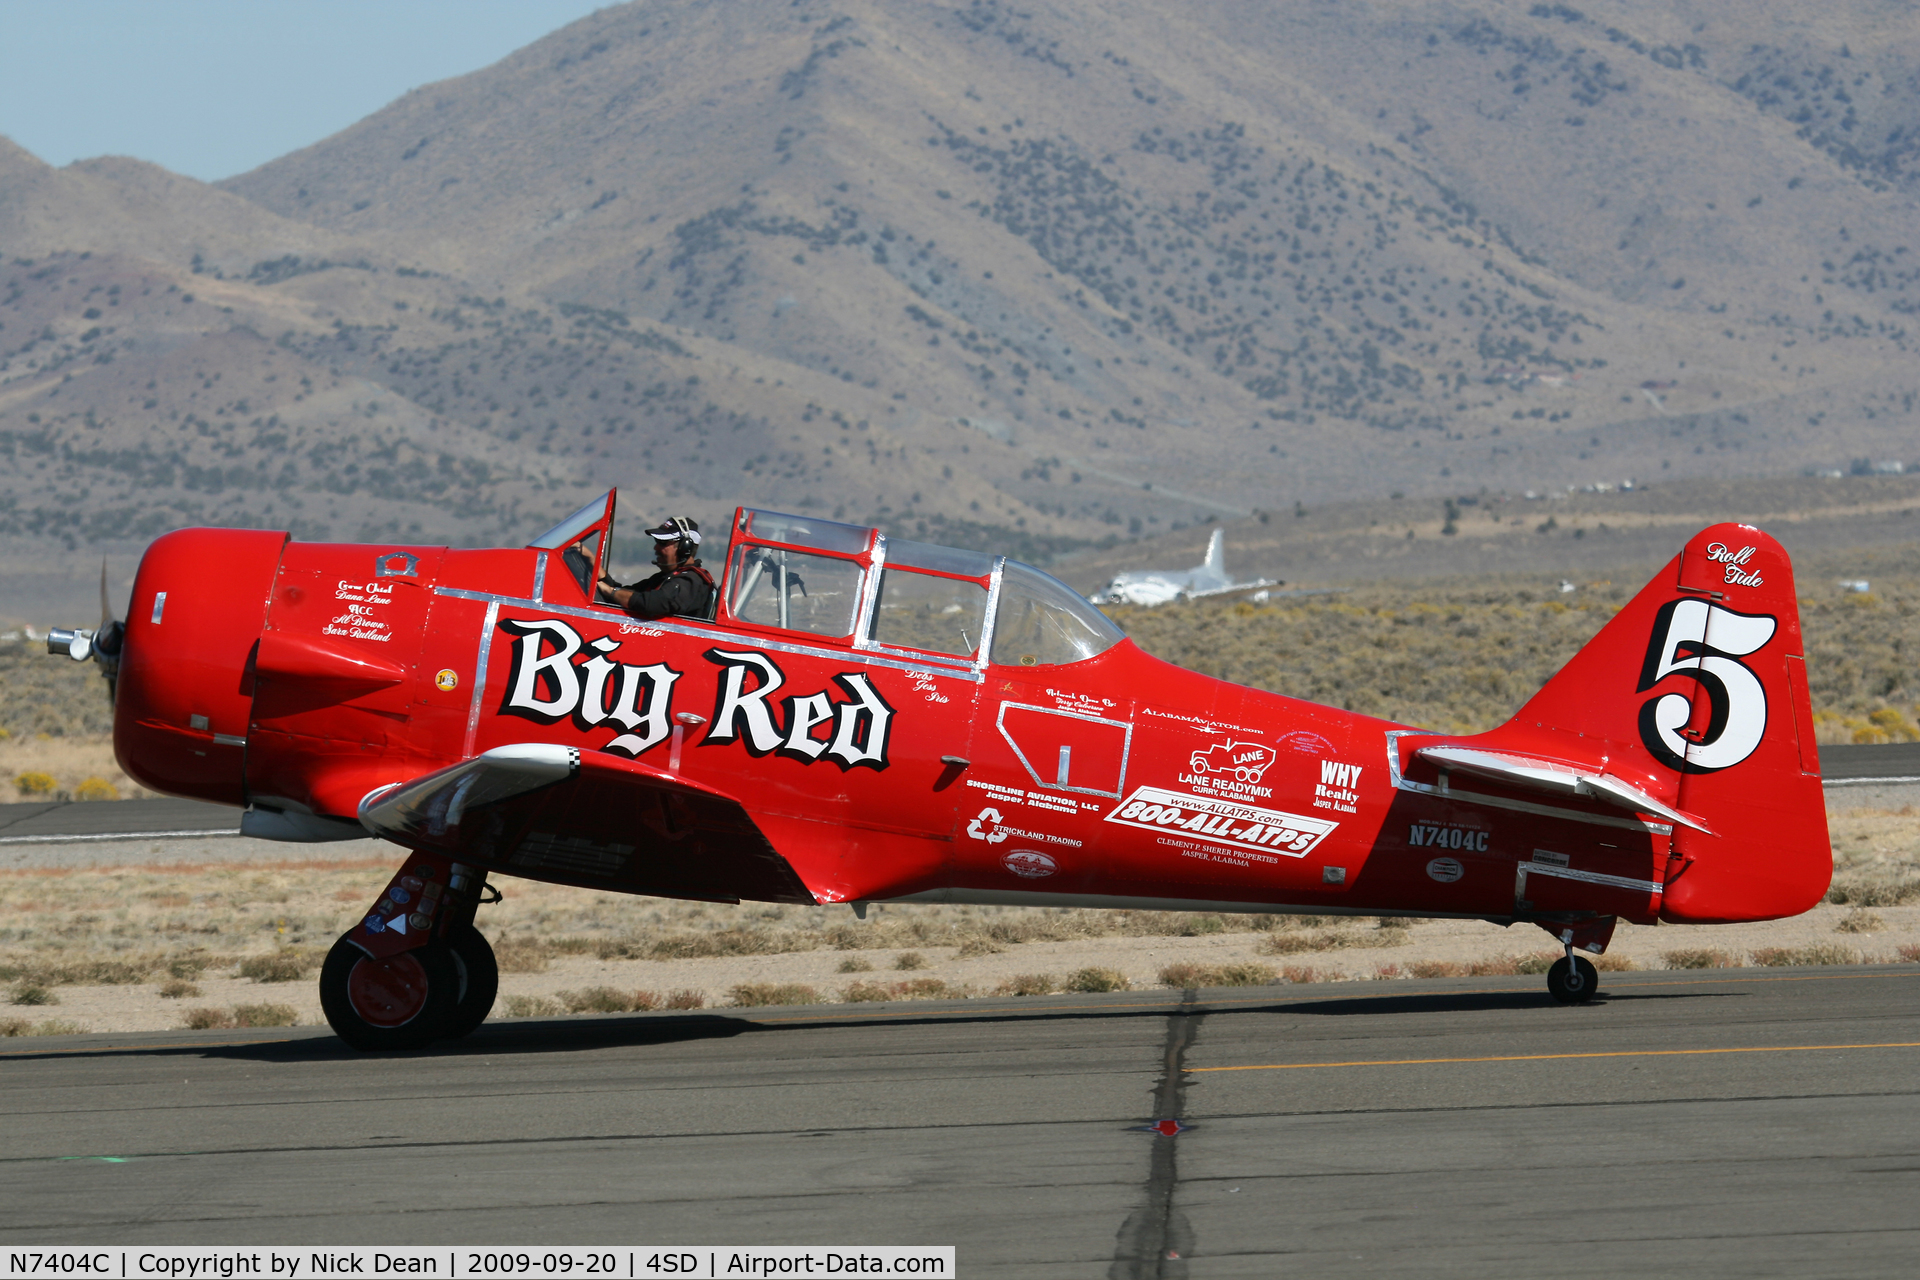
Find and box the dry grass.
[3,804,1915,1025]
[728,983,819,1007]
[1260,927,1407,955]
[237,949,321,983]
[1379,951,1638,979]
[841,977,957,1002]
[557,987,664,1014]
[1661,949,1742,969]
[1110,570,1920,738]
[1159,962,1277,988]
[0,860,1407,992]
[1750,944,1863,967]
[1064,966,1130,993]
[0,1017,84,1036]
[0,734,143,801]
[491,939,552,973]
[1824,806,1920,907]
[1826,877,1920,906]
[181,1003,298,1029]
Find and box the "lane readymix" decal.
[1104,787,1337,858]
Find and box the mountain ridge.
[2,0,1917,590]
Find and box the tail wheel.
[442,926,500,1040]
[1546,955,1600,1004]
[320,933,455,1050]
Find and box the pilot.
[596,516,716,619]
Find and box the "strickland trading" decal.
[1103,786,1337,858]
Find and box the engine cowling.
[115,528,289,807]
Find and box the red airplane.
[49,494,1831,1048]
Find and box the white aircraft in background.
[1091,528,1276,606]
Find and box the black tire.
[1546,955,1600,1004]
[319,932,456,1050]
[441,926,499,1040]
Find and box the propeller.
[45,559,124,705]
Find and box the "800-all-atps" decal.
[1104,786,1337,858]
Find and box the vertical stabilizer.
[1470,523,1830,923]
[1203,529,1225,578]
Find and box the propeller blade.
[96,559,123,708]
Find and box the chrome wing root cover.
[359,744,581,839]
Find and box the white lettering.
[707,649,787,753]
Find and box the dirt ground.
[12,902,1914,1036]
[4,789,1915,1036]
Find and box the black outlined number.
[1636,598,1776,773]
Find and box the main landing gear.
[319,857,501,1051]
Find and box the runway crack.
[1109,994,1201,1279]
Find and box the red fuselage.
[111,513,1828,930]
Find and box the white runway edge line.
[1,1248,957,1279]
[0,829,242,845]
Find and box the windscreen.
[989,561,1125,667]
[530,492,612,549]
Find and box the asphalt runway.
[3,967,1918,1275]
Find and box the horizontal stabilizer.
[1415,745,1716,835]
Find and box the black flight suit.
[618,562,716,620]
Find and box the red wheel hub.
[346,952,431,1027]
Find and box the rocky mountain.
[4,0,1919,617]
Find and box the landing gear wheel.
[441,926,499,1040]
[1546,955,1600,1004]
[319,933,455,1050]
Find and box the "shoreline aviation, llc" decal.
[1104,786,1337,858]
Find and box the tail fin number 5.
[1636,598,1777,773]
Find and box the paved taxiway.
[3,966,1917,1275]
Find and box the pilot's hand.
[596,575,620,601]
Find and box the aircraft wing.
[358,744,816,904]
[1413,744,1715,835]
[1183,577,1278,600]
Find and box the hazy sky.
[0,0,611,183]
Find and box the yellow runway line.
[1194,1041,1920,1073]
